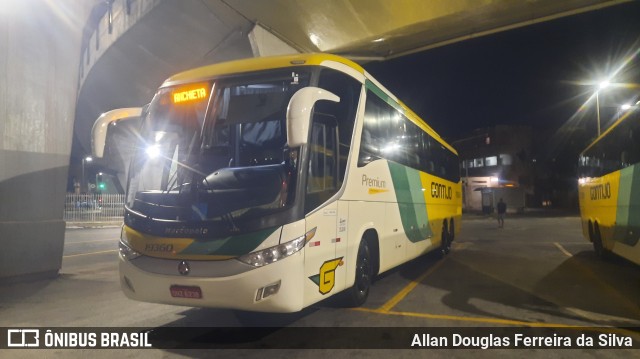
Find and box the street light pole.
[595,80,610,137]
[82,156,92,193]
[596,91,601,137]
[81,158,85,193]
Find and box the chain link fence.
[64,194,125,224]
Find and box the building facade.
[452,125,534,213]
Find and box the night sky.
[364,1,640,145]
[72,2,640,164]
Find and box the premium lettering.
[362,174,386,188]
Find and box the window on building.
[500,154,513,166]
[485,156,497,166]
[465,159,474,169]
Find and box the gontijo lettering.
[431,182,452,199]
[589,182,611,200]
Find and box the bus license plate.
[170,285,202,299]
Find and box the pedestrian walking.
[497,198,507,228]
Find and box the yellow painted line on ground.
[554,242,573,257]
[553,242,640,318]
[351,307,640,339]
[63,250,118,258]
[572,262,640,318]
[545,241,587,244]
[378,259,445,312]
[66,239,118,245]
[355,307,578,327]
[451,242,471,250]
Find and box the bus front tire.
[344,239,372,307]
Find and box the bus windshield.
[126,70,310,232]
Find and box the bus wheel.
[345,239,372,307]
[449,218,455,242]
[440,222,451,257]
[592,223,608,260]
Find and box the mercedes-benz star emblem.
[178,260,190,276]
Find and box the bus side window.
[359,92,392,167]
[317,69,361,184]
[628,126,640,165]
[305,115,338,213]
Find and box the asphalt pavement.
[1,215,639,358]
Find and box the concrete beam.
[248,23,300,57]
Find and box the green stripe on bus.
[615,164,640,246]
[388,162,432,243]
[365,80,405,115]
[179,227,280,256]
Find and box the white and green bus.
[95,53,461,312]
[578,108,640,265]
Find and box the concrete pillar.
[0,0,92,281]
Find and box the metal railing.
[64,193,125,223]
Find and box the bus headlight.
[238,228,316,267]
[119,227,141,260]
[145,144,161,159]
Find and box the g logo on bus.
[178,260,190,276]
[308,257,343,295]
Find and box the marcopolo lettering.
[431,182,452,199]
[164,227,209,235]
[589,183,611,200]
[145,243,174,252]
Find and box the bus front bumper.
[118,251,305,313]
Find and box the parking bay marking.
[553,242,573,257]
[378,259,446,312]
[368,243,640,327]
[552,242,640,319]
[352,307,640,340]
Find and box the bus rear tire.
[592,222,609,260]
[439,221,451,257]
[344,239,372,307]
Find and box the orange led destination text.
[172,85,207,104]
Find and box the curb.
[66,222,122,229]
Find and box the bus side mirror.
[286,87,339,147]
[91,107,143,158]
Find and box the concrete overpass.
[0,0,630,281]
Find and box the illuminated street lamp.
[595,80,610,137]
[82,156,93,193]
[620,100,640,113]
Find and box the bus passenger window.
[317,69,361,183]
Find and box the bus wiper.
[163,169,179,193]
[223,213,239,232]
